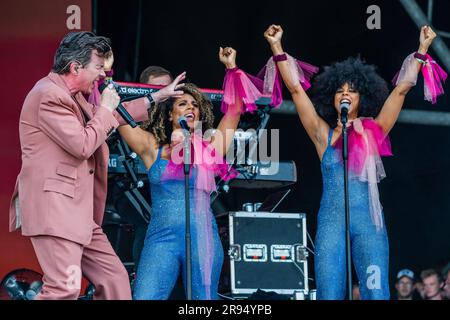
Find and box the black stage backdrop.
[96,0,450,295]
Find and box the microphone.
[178,116,190,131]
[99,80,137,128]
[178,116,191,174]
[340,100,350,125]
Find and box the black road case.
[228,211,309,296]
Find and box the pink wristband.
[273,53,287,62]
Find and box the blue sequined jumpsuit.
[315,129,390,300]
[133,147,224,300]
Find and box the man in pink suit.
[9,31,185,300]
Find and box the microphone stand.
[341,112,353,300]
[183,128,193,300]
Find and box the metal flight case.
[228,211,309,298]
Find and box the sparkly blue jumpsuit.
[315,129,390,300]
[133,147,224,300]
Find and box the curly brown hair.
[142,83,215,146]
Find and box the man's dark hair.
[139,66,173,84]
[52,31,112,74]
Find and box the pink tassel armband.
[220,54,319,115]
[260,53,319,102]
[221,67,264,114]
[393,52,447,104]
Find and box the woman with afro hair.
[264,24,444,300]
[117,47,254,300]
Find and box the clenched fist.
[419,25,437,54]
[219,47,237,69]
[264,25,283,46]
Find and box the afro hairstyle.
[311,57,389,128]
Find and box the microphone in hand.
[99,79,137,128]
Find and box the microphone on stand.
[339,98,353,299]
[178,116,190,131]
[340,100,350,125]
[178,116,191,175]
[178,115,193,299]
[99,80,138,128]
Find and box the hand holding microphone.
[100,82,121,113]
[100,80,137,128]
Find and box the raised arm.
[117,72,186,167]
[375,26,436,135]
[211,47,241,156]
[264,25,329,151]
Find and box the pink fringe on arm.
[221,55,318,114]
[422,54,447,104]
[221,68,263,114]
[393,53,447,104]
[258,54,319,106]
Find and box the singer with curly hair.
[117,47,254,300]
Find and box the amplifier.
[228,211,309,296]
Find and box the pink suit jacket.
[9,72,149,245]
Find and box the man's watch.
[146,93,156,109]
